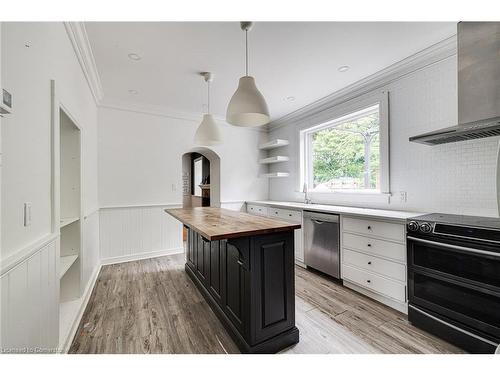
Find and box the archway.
[181,147,221,209]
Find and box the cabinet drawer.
[342,264,406,302]
[268,207,302,223]
[247,204,268,217]
[342,249,406,282]
[342,216,405,242]
[342,232,406,262]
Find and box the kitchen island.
[165,207,301,353]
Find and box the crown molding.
[64,22,104,104]
[98,101,267,132]
[268,35,457,131]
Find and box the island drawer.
[342,264,406,302]
[342,248,406,282]
[247,204,268,217]
[342,216,405,243]
[268,207,302,223]
[342,232,406,262]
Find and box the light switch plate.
[399,191,408,203]
[24,202,32,227]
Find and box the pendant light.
[194,72,222,146]
[226,22,270,127]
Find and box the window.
[301,99,389,194]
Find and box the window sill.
[305,190,391,205]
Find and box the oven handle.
[408,236,500,258]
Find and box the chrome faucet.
[303,183,312,204]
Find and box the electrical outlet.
[24,202,32,227]
[399,191,408,203]
[171,184,176,192]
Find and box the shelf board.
[60,255,78,279]
[261,172,290,178]
[259,139,289,150]
[60,217,79,228]
[259,156,290,164]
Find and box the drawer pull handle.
[366,280,371,283]
[367,261,372,265]
[237,260,244,267]
[367,226,372,230]
[367,243,372,247]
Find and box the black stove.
[407,213,500,245]
[406,213,500,353]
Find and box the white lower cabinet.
[247,204,304,265]
[341,215,407,313]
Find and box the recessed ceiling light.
[285,96,296,102]
[128,53,141,61]
[338,65,350,73]
[128,89,138,95]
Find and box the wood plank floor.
[69,253,463,354]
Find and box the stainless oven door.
[407,236,500,339]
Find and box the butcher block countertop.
[165,207,301,241]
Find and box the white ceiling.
[85,22,456,121]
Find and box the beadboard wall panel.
[81,210,100,290]
[99,205,183,264]
[0,239,59,353]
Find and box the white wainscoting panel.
[99,205,184,264]
[0,238,59,353]
[81,210,100,289]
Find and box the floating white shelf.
[60,255,78,279]
[60,217,79,228]
[259,156,290,164]
[261,172,290,178]
[259,139,289,150]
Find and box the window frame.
[299,91,390,195]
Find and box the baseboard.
[59,263,102,353]
[100,247,184,266]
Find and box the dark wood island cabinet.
[165,207,301,353]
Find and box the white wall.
[1,22,99,259]
[97,106,268,259]
[1,22,100,351]
[269,55,500,217]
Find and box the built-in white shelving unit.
[259,156,290,164]
[59,110,82,347]
[60,255,79,279]
[60,216,79,228]
[259,138,289,178]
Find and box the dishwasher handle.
[304,211,339,223]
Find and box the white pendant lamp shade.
[226,76,270,127]
[226,22,270,127]
[194,114,222,145]
[194,72,222,146]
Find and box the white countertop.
[246,200,423,221]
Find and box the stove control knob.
[419,222,432,233]
[407,221,419,232]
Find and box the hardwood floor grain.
[69,253,463,354]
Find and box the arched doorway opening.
[181,147,221,209]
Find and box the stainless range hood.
[410,22,500,145]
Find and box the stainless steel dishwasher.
[303,211,340,279]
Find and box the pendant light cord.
[207,81,210,114]
[245,29,249,76]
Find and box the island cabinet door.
[196,233,210,282]
[249,232,295,344]
[208,240,224,305]
[222,238,250,337]
[186,227,196,271]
